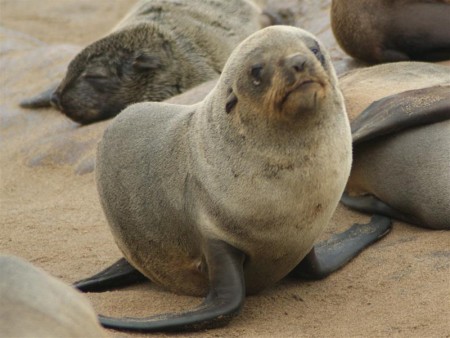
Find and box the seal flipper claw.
[98,240,245,332]
[74,258,147,292]
[19,83,59,109]
[290,214,392,280]
[341,193,421,226]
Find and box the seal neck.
[196,87,345,161]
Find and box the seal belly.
[190,116,352,293]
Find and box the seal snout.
[50,91,62,110]
[281,53,314,88]
[285,53,307,74]
[50,90,74,119]
[262,50,326,119]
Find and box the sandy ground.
[1,1,449,337]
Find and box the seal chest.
[97,25,352,296]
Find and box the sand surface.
[1,1,449,337]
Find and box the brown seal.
[20,0,268,124]
[331,0,450,63]
[73,26,391,332]
[0,255,105,337]
[340,62,450,229]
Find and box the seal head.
[221,26,334,123]
[51,24,185,124]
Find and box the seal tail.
[19,82,59,109]
[98,240,245,332]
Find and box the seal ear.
[226,89,238,114]
[133,53,162,70]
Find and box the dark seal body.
[331,0,450,63]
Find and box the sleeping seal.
[74,26,391,332]
[20,0,268,124]
[340,62,450,229]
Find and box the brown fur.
[96,26,351,296]
[331,0,450,63]
[262,68,327,120]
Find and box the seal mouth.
[279,79,318,110]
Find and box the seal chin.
[62,108,100,125]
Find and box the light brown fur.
[96,26,352,296]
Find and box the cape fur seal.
[20,0,268,124]
[339,62,450,229]
[0,255,105,338]
[74,26,391,332]
[331,0,450,63]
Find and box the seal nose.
[286,53,307,73]
[50,91,61,109]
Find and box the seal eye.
[250,64,264,86]
[82,73,109,85]
[310,46,325,66]
[83,74,107,80]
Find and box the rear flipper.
[19,82,59,109]
[80,240,246,332]
[290,214,392,280]
[74,258,148,292]
[341,193,421,226]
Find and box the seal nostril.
[293,62,305,72]
[287,54,307,73]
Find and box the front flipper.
[99,240,245,332]
[352,85,450,144]
[290,215,392,280]
[341,193,421,226]
[74,258,148,292]
[19,82,59,109]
